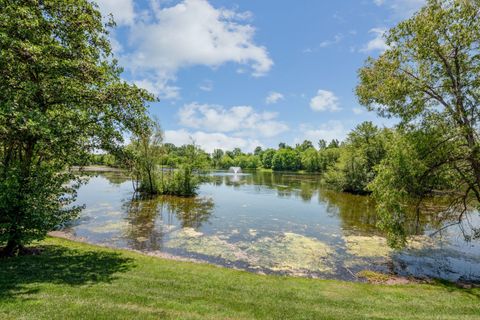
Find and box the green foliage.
[261,149,276,169]
[324,122,386,194]
[318,139,327,150]
[318,147,341,173]
[127,121,164,194]
[212,149,224,168]
[357,0,480,244]
[301,148,321,172]
[160,165,200,197]
[219,155,234,170]
[89,154,119,167]
[253,146,263,156]
[0,0,152,254]
[234,154,260,169]
[368,133,426,248]
[272,149,301,171]
[296,140,314,152]
[125,123,203,197]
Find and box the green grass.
[1,237,479,320]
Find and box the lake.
[64,169,480,282]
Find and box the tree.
[212,149,224,168]
[324,122,386,194]
[0,0,152,255]
[328,139,340,148]
[232,148,243,157]
[296,140,314,152]
[253,146,263,156]
[356,0,480,245]
[219,155,234,169]
[261,149,276,169]
[301,148,321,172]
[272,149,301,171]
[127,121,164,194]
[318,139,327,150]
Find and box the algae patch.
[166,229,335,275]
[343,235,392,258]
[166,228,246,261]
[89,221,129,233]
[243,232,334,274]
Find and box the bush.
[272,149,301,171]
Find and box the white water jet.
[229,166,242,174]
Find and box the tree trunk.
[3,233,22,256]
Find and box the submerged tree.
[0,0,153,255]
[356,0,480,246]
[127,121,164,194]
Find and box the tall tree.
[0,0,153,255]
[356,0,480,245]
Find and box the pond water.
[64,170,480,282]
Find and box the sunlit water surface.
[64,170,480,282]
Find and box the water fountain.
[228,166,242,174]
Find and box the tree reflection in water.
[212,171,435,238]
[122,195,214,251]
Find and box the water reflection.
[67,170,480,282]
[123,195,215,251]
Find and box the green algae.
[166,229,335,275]
[89,221,129,233]
[166,228,246,261]
[343,235,392,258]
[242,232,334,274]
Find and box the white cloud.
[353,107,365,115]
[164,129,261,153]
[102,0,273,98]
[300,121,348,143]
[133,79,180,99]
[178,103,288,138]
[265,91,285,104]
[199,80,213,92]
[304,33,344,53]
[319,34,344,48]
[360,28,389,53]
[95,0,135,26]
[310,90,341,112]
[373,0,425,18]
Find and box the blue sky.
[95,0,424,152]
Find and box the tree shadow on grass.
[432,279,480,300]
[0,244,134,300]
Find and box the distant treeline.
[85,121,388,195]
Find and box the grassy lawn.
[1,237,479,320]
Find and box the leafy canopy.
[0,0,153,254]
[357,0,480,246]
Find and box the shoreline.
[47,231,437,286]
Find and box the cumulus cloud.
[310,90,341,112]
[98,0,273,98]
[360,28,388,53]
[360,28,389,53]
[300,121,347,143]
[178,103,288,138]
[373,0,425,18]
[164,129,261,153]
[265,91,285,104]
[95,0,135,26]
